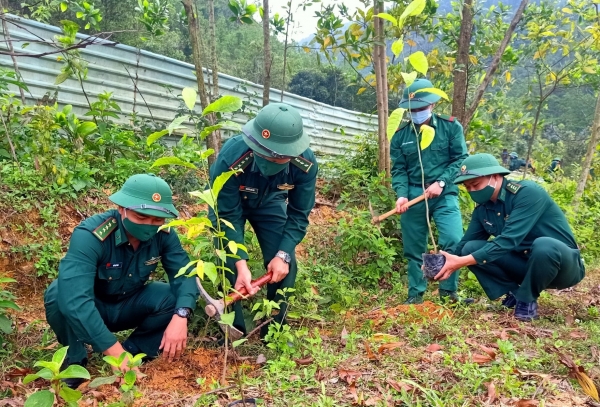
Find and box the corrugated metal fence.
[0,15,377,155]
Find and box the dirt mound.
[365,301,453,325]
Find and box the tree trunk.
[208,0,221,153]
[262,0,271,106]
[280,0,293,101]
[573,90,600,204]
[462,0,528,130]
[373,0,389,178]
[0,4,26,104]
[523,100,542,179]
[183,0,219,160]
[451,0,474,123]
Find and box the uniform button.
[524,250,528,254]
[108,277,112,280]
[243,196,247,200]
[497,212,501,216]
[483,260,487,264]
[129,274,132,277]
[123,292,126,294]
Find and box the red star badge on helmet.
[152,193,161,202]
[261,129,271,139]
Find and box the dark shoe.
[404,295,424,305]
[60,358,88,390]
[439,289,474,304]
[514,300,538,321]
[501,292,517,309]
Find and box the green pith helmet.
[553,157,562,162]
[398,79,440,109]
[454,154,511,184]
[509,152,518,158]
[109,174,178,218]
[241,103,309,158]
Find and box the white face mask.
[409,107,432,124]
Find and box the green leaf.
[227,241,238,255]
[189,190,215,209]
[0,314,14,333]
[59,386,82,403]
[146,129,168,146]
[102,355,120,367]
[420,124,435,150]
[202,95,242,115]
[0,300,21,311]
[60,2,68,11]
[151,156,196,169]
[408,51,428,75]
[76,121,97,137]
[57,365,90,380]
[200,148,215,160]
[374,12,397,26]
[55,72,71,85]
[124,370,136,386]
[129,353,147,366]
[24,390,54,407]
[35,368,54,380]
[204,262,218,284]
[401,71,418,86]
[35,361,60,373]
[219,311,235,327]
[215,249,227,263]
[414,87,449,101]
[23,374,41,384]
[175,260,197,278]
[181,87,197,110]
[391,38,404,57]
[89,375,118,388]
[399,0,426,24]
[220,218,235,231]
[212,169,238,200]
[194,260,204,279]
[0,278,16,283]
[167,115,189,135]
[387,108,406,140]
[232,338,247,347]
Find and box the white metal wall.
[0,15,377,155]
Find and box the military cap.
[454,153,511,184]
[109,174,178,218]
[398,79,440,109]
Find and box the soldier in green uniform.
[434,154,585,321]
[208,103,318,337]
[44,174,198,388]
[390,79,469,304]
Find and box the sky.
[269,0,367,42]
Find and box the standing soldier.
[208,103,318,337]
[434,154,585,321]
[44,174,199,388]
[390,79,469,304]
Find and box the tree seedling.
[23,346,91,407]
[89,351,146,406]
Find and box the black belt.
[409,182,433,188]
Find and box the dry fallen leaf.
[499,328,520,340]
[364,396,382,406]
[294,356,314,366]
[311,286,319,296]
[472,353,494,364]
[364,341,379,361]
[378,341,406,354]
[338,369,362,385]
[552,346,600,401]
[387,378,413,393]
[372,333,397,341]
[569,330,587,339]
[485,381,496,404]
[256,354,267,365]
[425,343,444,352]
[515,399,538,407]
[341,326,349,346]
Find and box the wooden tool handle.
[376,194,426,222]
[226,271,273,304]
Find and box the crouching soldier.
[44,174,198,388]
[433,154,585,321]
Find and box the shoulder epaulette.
[505,181,522,194]
[291,156,314,173]
[436,113,455,122]
[92,217,118,241]
[229,151,254,175]
[161,227,171,234]
[397,120,410,131]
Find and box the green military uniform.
[390,80,468,299]
[208,104,318,336]
[451,178,585,303]
[44,178,198,365]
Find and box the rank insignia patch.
[277,183,295,190]
[144,256,162,266]
[505,182,522,194]
[93,217,118,241]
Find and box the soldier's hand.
[159,316,188,362]
[425,183,443,199]
[235,266,260,297]
[267,257,289,283]
[396,197,409,214]
[433,250,460,281]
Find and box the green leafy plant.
[89,352,146,406]
[0,277,20,335]
[23,346,91,407]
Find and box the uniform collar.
[114,214,130,247]
[498,178,508,202]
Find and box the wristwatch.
[275,250,291,264]
[437,180,446,188]
[174,307,192,319]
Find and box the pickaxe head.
[196,277,244,341]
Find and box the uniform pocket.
[401,142,418,156]
[96,266,124,297]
